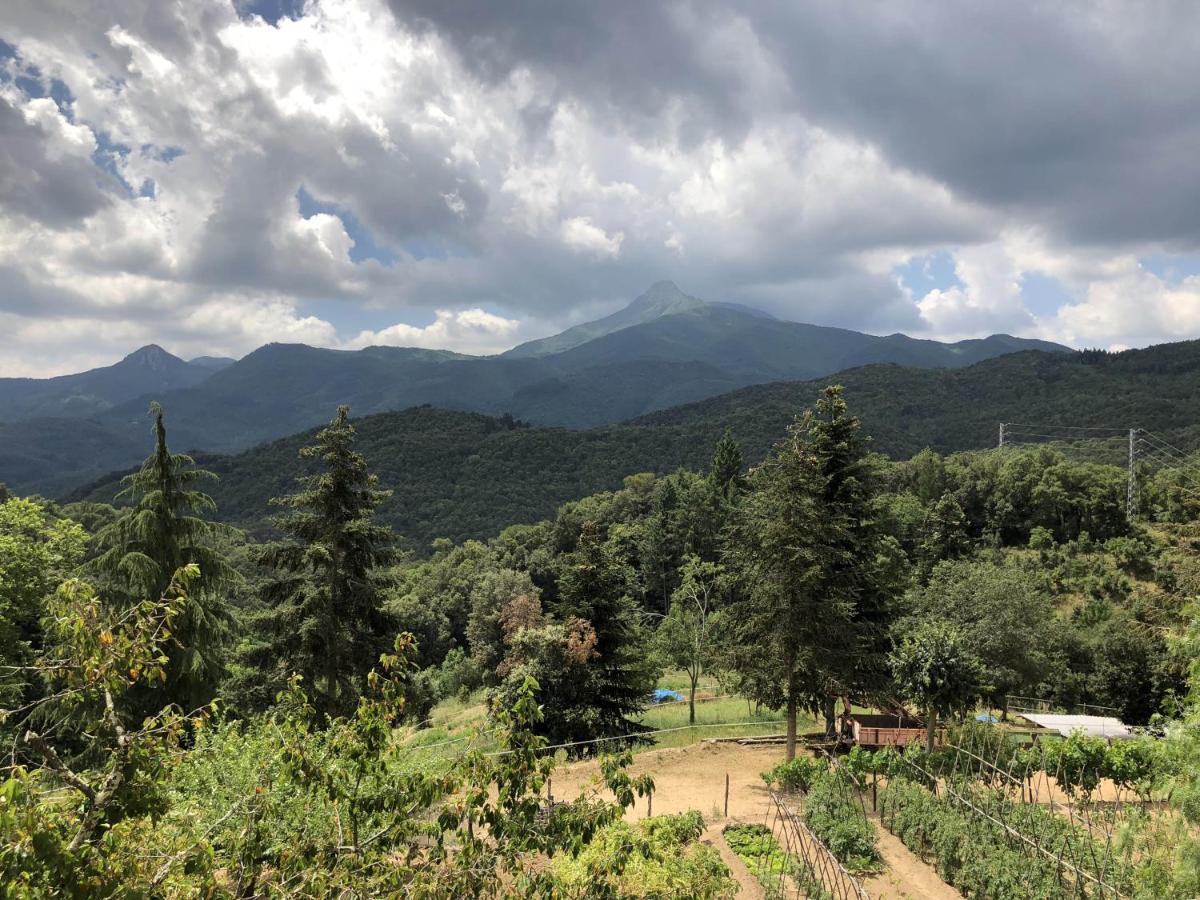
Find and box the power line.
[1001,422,1131,433]
[1002,431,1124,442]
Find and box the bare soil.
[554,741,962,899]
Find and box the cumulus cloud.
[351,307,521,355]
[1,0,1199,375]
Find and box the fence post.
[725,772,730,818]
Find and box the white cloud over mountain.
[2,0,1200,375]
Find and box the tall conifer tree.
[249,406,394,718]
[92,404,237,711]
[709,428,744,499]
[724,386,902,758]
[554,521,658,741]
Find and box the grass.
[635,670,815,751]
[393,671,814,761]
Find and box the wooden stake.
[724,772,730,818]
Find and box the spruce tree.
[804,385,903,730]
[724,386,902,758]
[553,521,658,742]
[249,406,394,718]
[92,404,237,711]
[709,428,744,499]
[639,478,682,614]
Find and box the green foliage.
[890,620,983,751]
[246,406,395,718]
[880,777,1068,899]
[723,823,794,897]
[2,567,200,892]
[545,812,736,898]
[543,520,659,744]
[911,557,1054,712]
[90,406,238,711]
[801,768,880,873]
[724,386,903,755]
[762,756,826,793]
[655,556,724,724]
[0,497,86,709]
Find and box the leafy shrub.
[724,823,794,897]
[548,812,736,898]
[761,756,825,793]
[802,769,880,873]
[879,774,1132,898]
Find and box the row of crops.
[746,724,1181,899]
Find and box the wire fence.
[758,788,872,900]
[875,725,1134,899]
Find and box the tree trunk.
[688,671,697,725]
[823,695,836,736]
[786,694,798,761]
[925,708,937,754]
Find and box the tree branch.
[22,730,97,804]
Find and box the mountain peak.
[628,280,704,315]
[121,344,187,371]
[503,281,708,358]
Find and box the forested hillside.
[0,282,1064,495]
[8,385,1200,895]
[64,340,1200,550]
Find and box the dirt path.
[553,741,961,899]
[862,816,963,900]
[703,823,765,899]
[552,741,784,822]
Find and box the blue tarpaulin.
[651,689,684,704]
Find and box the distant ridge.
[0,344,219,422]
[63,339,1200,550]
[0,281,1071,494]
[503,281,707,357]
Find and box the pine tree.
[709,428,744,499]
[723,386,902,758]
[249,406,394,718]
[553,521,658,742]
[804,385,903,730]
[92,404,237,711]
[639,477,682,614]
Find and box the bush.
[802,769,880,873]
[762,756,825,793]
[549,812,736,898]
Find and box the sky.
[3,1,1200,376]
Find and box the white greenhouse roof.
[1021,713,1134,739]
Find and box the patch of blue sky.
[235,0,308,25]
[91,131,134,192]
[895,249,963,298]
[1018,271,1074,318]
[1139,253,1200,284]
[297,187,398,265]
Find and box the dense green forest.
[6,384,1200,896]
[63,339,1200,552]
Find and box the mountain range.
[1,281,1068,496]
[64,339,1200,551]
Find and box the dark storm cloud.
[754,2,1200,247]
[388,0,768,143]
[0,96,117,226]
[390,0,1200,249]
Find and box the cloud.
[351,307,522,355]
[1,0,1199,376]
[560,217,623,258]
